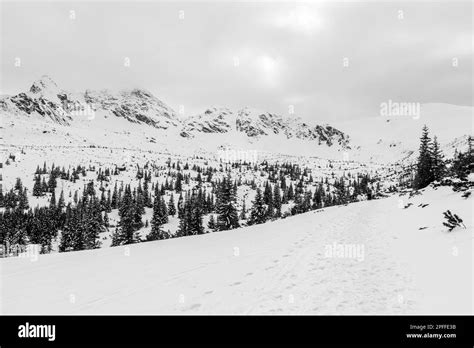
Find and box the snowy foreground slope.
[1,186,472,315]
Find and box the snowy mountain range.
[1,76,349,148]
[1,76,472,163]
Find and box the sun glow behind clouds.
[273,6,323,34]
[257,55,280,88]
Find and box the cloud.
[0,1,471,124]
[272,5,323,34]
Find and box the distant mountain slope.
[1,76,181,130]
[1,76,351,151]
[333,103,473,163]
[84,88,179,130]
[181,106,350,148]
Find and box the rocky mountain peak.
[29,75,60,95]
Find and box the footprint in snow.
[188,303,201,310]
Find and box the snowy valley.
[0,76,472,314]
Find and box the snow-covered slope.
[1,185,471,314]
[334,103,473,163]
[84,88,180,130]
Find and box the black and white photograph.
[0,0,472,345]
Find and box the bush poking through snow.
[442,210,466,232]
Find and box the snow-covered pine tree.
[189,190,204,235]
[50,189,56,209]
[111,185,140,246]
[168,193,176,216]
[240,199,247,220]
[147,193,166,241]
[33,175,42,197]
[431,136,446,181]
[312,185,322,209]
[264,181,274,218]
[177,193,185,218]
[248,188,267,225]
[414,125,435,189]
[273,185,282,217]
[111,182,118,209]
[291,192,303,215]
[175,172,183,192]
[303,190,312,212]
[215,175,240,231]
[207,214,216,231]
[450,136,472,180]
[18,188,29,211]
[83,196,102,249]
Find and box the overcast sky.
[1,1,472,123]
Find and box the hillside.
[2,185,471,315]
[333,103,473,163]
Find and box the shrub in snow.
[442,210,466,232]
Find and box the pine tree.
[0,185,4,208]
[59,204,74,252]
[248,188,267,225]
[111,185,140,246]
[207,214,216,231]
[14,178,23,191]
[148,193,166,241]
[312,186,323,209]
[175,173,183,192]
[111,182,118,209]
[177,193,185,218]
[83,196,102,249]
[106,190,112,212]
[47,174,57,193]
[50,189,56,208]
[33,175,42,197]
[287,183,294,200]
[41,177,48,193]
[431,136,446,181]
[272,185,281,217]
[215,176,240,231]
[291,192,303,215]
[264,182,274,219]
[18,188,29,211]
[143,179,151,208]
[414,125,434,189]
[168,193,176,216]
[451,137,473,180]
[57,190,65,211]
[303,190,312,212]
[189,191,204,235]
[240,199,247,220]
[100,190,107,211]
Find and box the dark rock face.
[181,107,351,148]
[3,76,181,130]
[84,89,180,130]
[9,93,72,125]
[180,108,234,138]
